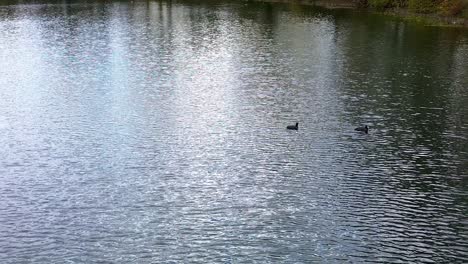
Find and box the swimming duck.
[287,122,299,130]
[355,125,368,134]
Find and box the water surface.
[0,0,467,262]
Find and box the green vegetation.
[366,0,467,16]
[368,0,405,10]
[438,0,465,16]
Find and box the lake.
[0,0,467,262]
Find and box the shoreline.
[381,8,468,27]
[257,0,468,27]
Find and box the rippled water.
[0,0,467,262]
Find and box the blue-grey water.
[0,0,467,262]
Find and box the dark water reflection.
[0,0,467,262]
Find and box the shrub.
[355,0,370,8]
[438,0,465,16]
[408,0,440,13]
[369,0,390,9]
[368,0,396,9]
[391,0,409,8]
[367,0,409,9]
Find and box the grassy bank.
[262,0,468,26]
[365,0,468,26]
[381,7,468,27]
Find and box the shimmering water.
[0,0,467,262]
